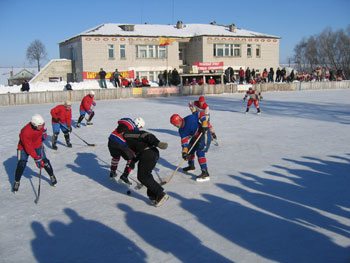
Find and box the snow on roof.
[61,23,279,42]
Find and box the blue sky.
[1,0,349,67]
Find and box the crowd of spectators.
[234,66,345,85]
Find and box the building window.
[214,44,224,56]
[108,44,114,59]
[120,44,126,58]
[234,44,241,57]
[214,44,241,57]
[247,44,252,57]
[136,45,167,58]
[256,44,261,57]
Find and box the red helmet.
[170,114,183,126]
[199,96,205,102]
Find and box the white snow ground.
[0,90,349,263]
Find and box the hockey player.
[76,91,96,127]
[243,87,263,114]
[170,112,212,182]
[189,95,217,140]
[13,114,57,192]
[123,127,169,207]
[108,117,145,185]
[50,100,72,150]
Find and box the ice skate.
[155,193,169,207]
[86,121,93,125]
[76,123,80,128]
[119,173,132,185]
[12,181,20,193]
[64,134,72,148]
[110,170,117,179]
[196,169,210,182]
[182,163,195,172]
[50,175,57,186]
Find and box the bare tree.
[26,39,47,72]
[293,25,350,79]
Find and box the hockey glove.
[199,125,209,133]
[35,158,45,168]
[129,157,138,170]
[42,129,47,141]
[157,141,168,150]
[182,151,190,161]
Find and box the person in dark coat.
[21,80,30,92]
[98,68,107,89]
[171,68,180,86]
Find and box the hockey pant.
[136,147,164,201]
[247,99,260,109]
[14,147,54,182]
[187,129,212,170]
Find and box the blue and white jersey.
[118,118,139,131]
[178,113,201,151]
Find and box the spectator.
[122,78,131,87]
[141,77,150,87]
[280,68,286,82]
[208,76,216,85]
[167,70,172,86]
[239,67,245,84]
[21,80,30,92]
[171,68,180,86]
[134,77,141,87]
[268,68,274,82]
[251,68,256,81]
[98,68,107,89]
[198,77,204,85]
[113,69,122,88]
[65,82,72,91]
[184,78,190,86]
[245,67,251,83]
[158,72,165,86]
[191,78,197,85]
[262,68,268,83]
[275,67,281,82]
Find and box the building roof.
[8,69,35,80]
[61,23,279,43]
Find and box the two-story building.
[58,21,280,83]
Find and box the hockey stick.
[162,132,203,185]
[34,168,42,204]
[71,130,97,147]
[60,122,96,147]
[34,146,44,204]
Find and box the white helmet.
[90,90,95,95]
[31,114,45,126]
[134,117,145,129]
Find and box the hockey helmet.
[170,114,183,126]
[31,114,45,127]
[199,96,205,102]
[90,90,95,96]
[134,117,145,129]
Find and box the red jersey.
[17,123,45,159]
[50,105,72,125]
[208,78,216,84]
[80,95,95,112]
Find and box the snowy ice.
[0,89,349,262]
